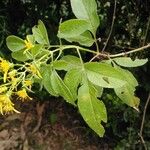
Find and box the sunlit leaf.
[94,85,103,98]
[11,49,31,62]
[58,19,89,38]
[58,19,94,46]
[78,82,107,137]
[114,85,140,110]
[6,35,25,52]
[70,0,100,34]
[116,67,138,88]
[64,68,83,100]
[66,31,94,46]
[113,57,148,67]
[40,64,58,96]
[51,70,76,105]
[85,62,127,88]
[53,55,81,71]
[32,20,50,45]
[30,44,43,56]
[26,35,35,44]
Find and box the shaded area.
[0,99,113,150]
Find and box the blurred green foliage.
[0,0,150,148]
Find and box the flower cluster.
[0,94,19,114]
[0,57,34,114]
[0,58,12,83]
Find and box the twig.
[138,92,150,150]
[102,0,117,52]
[90,43,150,61]
[32,102,45,133]
[142,16,150,46]
[109,43,150,58]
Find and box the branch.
[138,92,150,150]
[102,0,117,52]
[90,43,150,61]
[109,43,150,58]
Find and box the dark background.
[0,0,150,149]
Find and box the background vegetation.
[0,0,150,149]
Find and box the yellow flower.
[0,94,20,115]
[24,36,34,53]
[0,58,12,83]
[16,89,32,101]
[24,80,32,89]
[0,86,8,94]
[8,70,16,79]
[8,70,18,87]
[26,64,42,78]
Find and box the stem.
[79,46,98,54]
[109,43,150,58]
[51,51,54,63]
[139,92,150,150]
[90,43,150,61]
[94,35,99,52]
[142,16,150,46]
[89,53,100,62]
[76,48,84,65]
[50,43,150,62]
[102,0,117,52]
[52,45,98,54]
[37,54,50,62]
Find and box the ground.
[0,97,113,150]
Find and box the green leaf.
[114,85,140,110]
[26,35,35,44]
[85,62,127,88]
[40,65,58,96]
[58,19,89,38]
[53,60,69,71]
[70,0,100,34]
[6,35,25,52]
[66,31,94,46]
[64,68,83,100]
[30,44,43,56]
[32,20,50,45]
[11,49,32,62]
[116,67,138,88]
[62,55,81,63]
[35,49,50,59]
[51,70,76,105]
[110,66,140,109]
[53,55,81,71]
[94,85,103,98]
[113,57,148,67]
[78,82,107,137]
